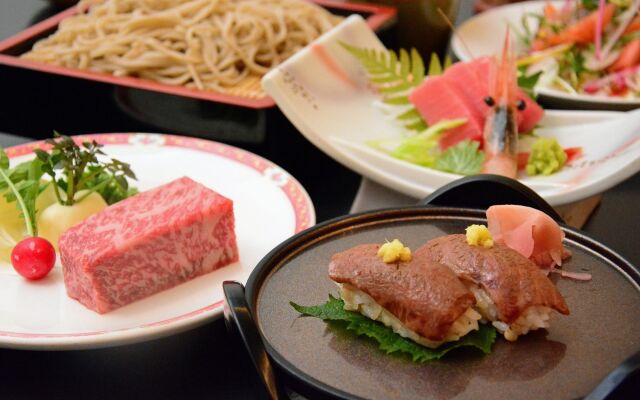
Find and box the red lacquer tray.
[0,0,396,109]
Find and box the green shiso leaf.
[291,295,496,362]
[434,140,485,175]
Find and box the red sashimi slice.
[444,58,544,134]
[409,58,545,149]
[518,94,545,133]
[443,58,492,119]
[408,75,484,149]
[486,205,567,269]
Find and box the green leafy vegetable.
[82,166,139,205]
[0,148,45,237]
[560,49,586,89]
[434,140,485,175]
[517,67,543,98]
[35,132,137,206]
[291,295,496,362]
[367,119,467,167]
[0,147,8,170]
[581,0,599,10]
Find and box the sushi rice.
[467,284,552,341]
[338,283,482,349]
[338,282,553,346]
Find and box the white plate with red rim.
[450,0,640,110]
[0,133,315,350]
[262,15,640,206]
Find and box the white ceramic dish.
[0,133,314,350]
[450,0,640,110]
[262,15,640,206]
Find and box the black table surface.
[0,2,639,400]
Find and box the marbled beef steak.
[59,176,238,314]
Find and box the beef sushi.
[328,243,481,348]
[416,235,570,341]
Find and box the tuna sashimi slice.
[486,205,566,269]
[443,57,492,119]
[408,75,484,149]
[518,94,545,133]
[444,57,544,133]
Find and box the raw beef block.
[59,176,239,314]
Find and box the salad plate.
[0,133,314,350]
[451,1,640,110]
[263,15,640,206]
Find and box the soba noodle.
[22,0,341,97]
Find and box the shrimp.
[481,30,525,179]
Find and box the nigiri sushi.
[416,235,570,341]
[328,243,481,348]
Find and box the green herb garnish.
[434,140,485,175]
[82,166,139,205]
[291,295,496,362]
[581,0,599,10]
[517,67,543,98]
[34,132,137,206]
[340,42,450,132]
[0,148,45,236]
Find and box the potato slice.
[38,191,108,250]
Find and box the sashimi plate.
[0,133,314,350]
[263,15,640,205]
[450,0,640,110]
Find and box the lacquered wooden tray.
[0,0,396,109]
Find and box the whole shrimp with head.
[482,31,526,179]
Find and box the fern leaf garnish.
[411,49,425,86]
[379,82,415,94]
[340,41,451,132]
[384,96,411,105]
[444,55,453,69]
[339,41,424,94]
[405,120,428,131]
[428,53,443,76]
[399,49,410,77]
[396,108,422,121]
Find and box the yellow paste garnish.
[465,225,494,248]
[377,239,412,263]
